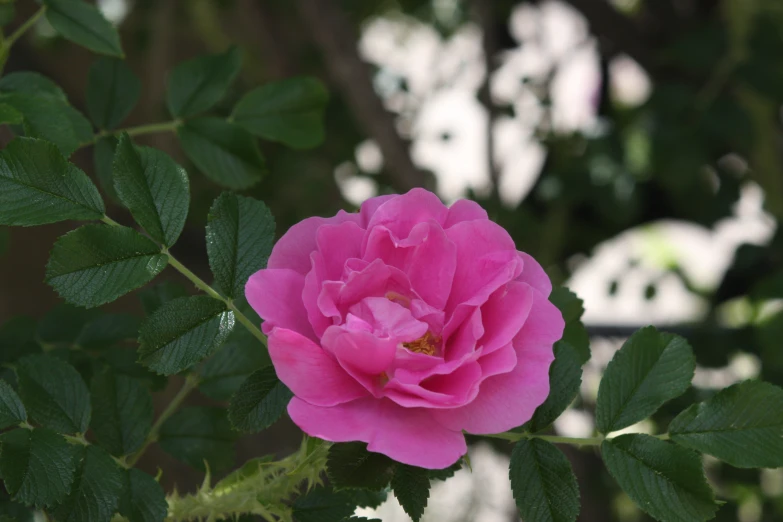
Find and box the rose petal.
[322,325,398,376]
[302,253,332,338]
[517,251,552,297]
[477,342,517,380]
[479,281,534,355]
[364,223,456,309]
[348,297,428,341]
[246,268,314,339]
[384,361,482,408]
[433,291,563,434]
[268,211,361,275]
[444,198,489,228]
[288,397,467,469]
[446,219,522,313]
[317,259,414,322]
[444,307,484,361]
[316,221,365,280]
[360,194,398,226]
[267,327,368,407]
[366,188,449,241]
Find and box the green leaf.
[0,92,93,156]
[0,494,34,522]
[0,317,41,365]
[137,296,234,376]
[595,326,695,434]
[52,445,123,522]
[601,434,718,522]
[166,47,242,118]
[86,58,140,130]
[197,328,269,400]
[100,348,165,391]
[38,304,98,345]
[0,5,15,27]
[16,355,90,434]
[112,134,190,247]
[669,380,783,468]
[0,380,26,430]
[206,192,275,299]
[76,314,141,351]
[0,104,22,125]
[90,369,152,456]
[292,487,356,522]
[0,428,76,507]
[158,406,237,472]
[560,321,590,365]
[326,442,396,491]
[93,136,119,202]
[117,469,167,522]
[138,281,187,316]
[509,438,580,522]
[228,366,292,433]
[0,138,104,226]
[232,77,328,149]
[43,0,123,57]
[0,73,67,99]
[549,287,584,324]
[346,489,388,510]
[428,460,463,482]
[391,465,430,522]
[524,341,584,433]
[177,117,265,189]
[45,224,168,308]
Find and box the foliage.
[1,1,783,521]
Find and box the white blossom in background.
[356,444,519,522]
[567,183,775,326]
[345,0,607,206]
[98,0,130,24]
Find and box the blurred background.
[1,0,783,520]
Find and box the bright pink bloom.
[246,189,564,469]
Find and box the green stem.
[95,120,182,140]
[82,120,182,149]
[166,253,268,346]
[126,374,200,467]
[484,431,670,445]
[4,6,45,48]
[62,433,90,446]
[100,216,267,347]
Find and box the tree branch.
[294,0,427,193]
[472,0,502,204]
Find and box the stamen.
[386,291,411,308]
[403,332,440,356]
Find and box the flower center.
[403,332,439,356]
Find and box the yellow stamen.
[386,291,411,307]
[403,332,439,356]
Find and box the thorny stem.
[484,431,671,445]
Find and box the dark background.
[1,0,783,520]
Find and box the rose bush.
[246,188,564,468]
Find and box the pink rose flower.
[246,189,564,469]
